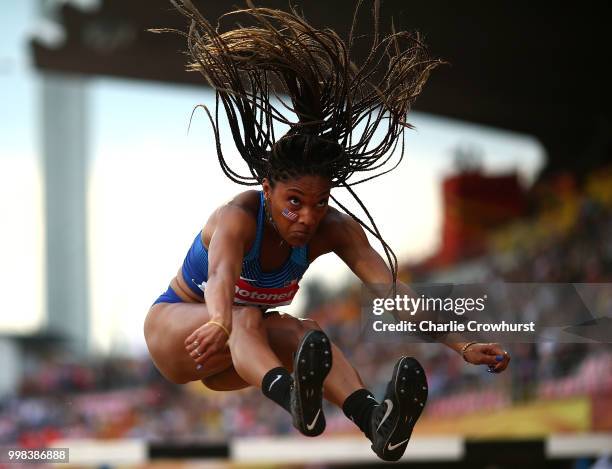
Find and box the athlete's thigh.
[202,312,319,391]
[201,367,249,391]
[145,304,317,386]
[262,311,321,368]
[144,302,233,384]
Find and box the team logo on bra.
[193,277,299,306]
[192,279,207,292]
[234,277,299,306]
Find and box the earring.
[265,196,274,223]
[265,196,285,247]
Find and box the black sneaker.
[290,330,332,437]
[370,356,428,461]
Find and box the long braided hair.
[154,0,443,287]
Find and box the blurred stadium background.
[1,0,611,467]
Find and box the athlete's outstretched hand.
[185,322,229,368]
[463,342,511,373]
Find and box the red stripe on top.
[234,277,299,307]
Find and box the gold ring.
[193,341,199,347]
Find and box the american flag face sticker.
[282,207,299,221]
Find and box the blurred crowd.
[317,171,612,416]
[1,169,612,445]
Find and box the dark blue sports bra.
[181,191,309,307]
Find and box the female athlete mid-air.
[144,0,511,461]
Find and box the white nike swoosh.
[387,416,413,451]
[268,375,282,391]
[306,408,321,431]
[377,399,393,432]
[387,437,411,451]
[240,276,257,282]
[367,395,378,401]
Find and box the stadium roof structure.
[31,0,612,176]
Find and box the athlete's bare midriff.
[172,269,204,303]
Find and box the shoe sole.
[292,330,332,437]
[377,356,428,461]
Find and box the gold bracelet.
[206,320,231,339]
[460,341,478,362]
